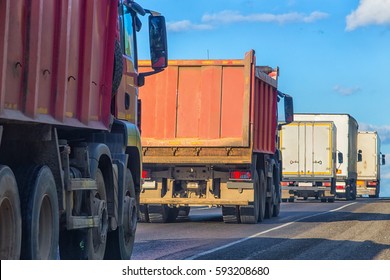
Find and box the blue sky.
[137,0,390,196]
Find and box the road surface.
[132,197,390,260]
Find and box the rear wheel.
[105,169,137,259]
[148,204,170,223]
[0,166,22,260]
[222,206,240,223]
[265,175,274,219]
[258,171,267,223]
[18,165,59,259]
[87,168,108,260]
[178,206,190,218]
[138,204,150,222]
[240,171,260,224]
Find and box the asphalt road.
[132,197,390,260]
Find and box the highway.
[132,198,390,260]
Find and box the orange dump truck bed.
[0,0,118,130]
[139,50,279,163]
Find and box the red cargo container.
[138,50,293,224]
[0,0,168,260]
[139,50,278,154]
[0,0,117,129]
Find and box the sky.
[137,0,390,196]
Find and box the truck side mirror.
[149,15,168,70]
[381,154,386,165]
[284,95,294,124]
[357,149,362,162]
[338,152,343,164]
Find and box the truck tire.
[112,39,123,96]
[265,175,274,219]
[258,170,267,222]
[0,166,22,260]
[105,169,137,260]
[272,169,281,217]
[222,205,240,223]
[178,206,190,218]
[138,204,150,222]
[240,170,266,224]
[18,165,59,259]
[148,204,170,223]
[87,168,108,260]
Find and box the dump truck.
[138,50,294,224]
[0,0,167,260]
[294,114,360,200]
[356,131,385,198]
[279,121,340,202]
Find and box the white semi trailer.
[294,114,361,200]
[356,131,385,198]
[280,121,340,202]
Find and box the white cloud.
[167,20,213,32]
[346,0,390,31]
[333,85,361,96]
[167,10,329,32]
[202,10,328,25]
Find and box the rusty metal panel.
[252,70,278,154]
[139,50,279,158]
[139,54,252,148]
[0,0,117,129]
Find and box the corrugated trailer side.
[0,0,116,129]
[138,50,292,224]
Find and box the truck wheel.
[258,171,267,222]
[272,165,281,217]
[138,204,150,222]
[222,206,240,223]
[87,168,108,259]
[240,170,266,224]
[105,169,137,259]
[166,207,179,222]
[240,170,259,224]
[178,206,190,218]
[18,165,59,259]
[148,204,169,223]
[265,176,274,219]
[0,166,22,260]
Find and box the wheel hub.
[92,197,108,244]
[123,196,137,235]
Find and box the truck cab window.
[123,9,135,60]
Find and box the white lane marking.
[185,202,358,260]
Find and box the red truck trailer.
[138,50,293,224]
[0,0,167,260]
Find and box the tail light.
[368,181,377,186]
[230,170,251,180]
[323,182,331,187]
[281,182,289,186]
[142,169,151,180]
[336,185,344,190]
